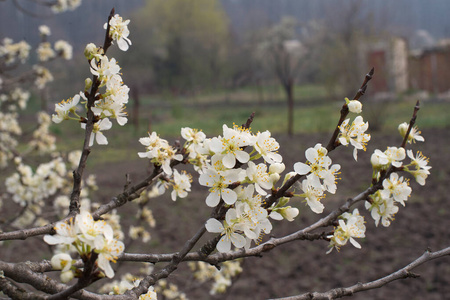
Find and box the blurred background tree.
[123,0,230,94]
[257,17,307,135]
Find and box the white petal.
[117,38,129,51]
[254,183,267,196]
[230,232,246,248]
[294,162,311,175]
[235,150,250,163]
[349,237,361,249]
[305,148,318,162]
[205,192,220,207]
[138,152,149,158]
[307,199,324,214]
[98,255,115,278]
[205,218,223,233]
[269,211,283,220]
[221,188,237,205]
[216,238,231,253]
[89,134,95,147]
[222,153,236,169]
[95,132,108,145]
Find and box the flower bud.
[370,153,382,169]
[269,162,285,174]
[60,270,74,283]
[278,206,299,221]
[269,173,280,185]
[51,253,73,272]
[84,43,97,59]
[347,99,362,114]
[39,25,51,37]
[398,122,408,139]
[84,78,92,91]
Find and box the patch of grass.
[140,84,331,107]
[132,99,450,138]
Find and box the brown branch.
[69,8,117,215]
[0,167,162,242]
[118,183,382,265]
[102,8,115,52]
[400,100,420,148]
[0,277,46,300]
[271,246,450,300]
[242,112,255,129]
[0,260,136,299]
[126,225,207,298]
[326,67,374,152]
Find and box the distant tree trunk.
[256,77,264,105]
[131,85,140,132]
[284,79,294,136]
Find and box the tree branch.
[400,100,420,148]
[126,225,207,298]
[0,167,162,241]
[325,67,374,152]
[118,182,381,265]
[69,8,116,215]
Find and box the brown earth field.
[2,127,449,300]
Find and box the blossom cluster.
[365,127,431,228]
[0,25,69,168]
[189,260,243,295]
[29,112,57,154]
[51,0,82,13]
[294,143,341,213]
[327,209,366,253]
[2,152,98,229]
[5,157,67,207]
[185,125,298,252]
[195,125,299,252]
[51,14,131,147]
[44,210,125,281]
[105,14,132,51]
[338,98,370,160]
[36,25,73,62]
[0,38,31,64]
[99,272,158,299]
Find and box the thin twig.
[400,100,420,148]
[69,8,116,215]
[326,68,374,152]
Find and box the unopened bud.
[370,153,382,168]
[60,270,74,283]
[14,157,22,165]
[347,98,362,114]
[269,162,285,174]
[278,206,299,221]
[84,43,95,59]
[84,78,92,91]
[269,173,280,185]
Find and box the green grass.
[140,98,450,137]
[140,84,331,107]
